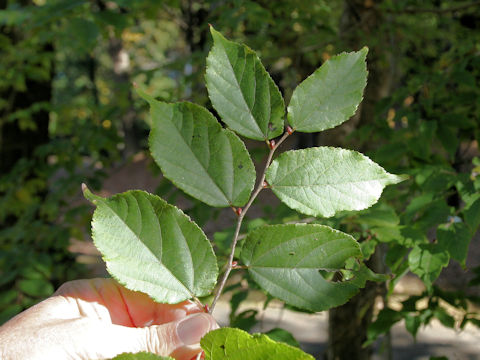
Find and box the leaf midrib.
[155,114,233,205]
[216,39,265,138]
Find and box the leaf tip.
[392,173,409,184]
[82,184,102,204]
[209,24,219,37]
[82,183,94,202]
[135,86,156,106]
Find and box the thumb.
[108,313,218,360]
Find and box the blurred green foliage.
[1,0,479,358]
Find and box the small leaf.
[206,27,285,140]
[365,308,404,346]
[264,328,300,348]
[434,307,455,328]
[240,224,363,311]
[408,244,449,291]
[463,195,480,232]
[86,189,218,304]
[201,328,314,360]
[138,90,255,207]
[110,353,173,360]
[437,222,472,267]
[287,48,368,133]
[265,147,406,218]
[404,314,422,339]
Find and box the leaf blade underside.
[86,189,218,304]
[206,27,285,140]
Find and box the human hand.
[0,278,218,360]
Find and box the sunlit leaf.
[240,224,362,311]
[266,147,406,218]
[201,328,314,360]
[287,48,368,133]
[138,90,255,207]
[206,27,285,140]
[84,187,218,304]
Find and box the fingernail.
[177,313,213,345]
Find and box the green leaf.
[18,279,54,298]
[265,147,406,218]
[405,314,422,338]
[408,244,449,291]
[85,188,218,304]
[205,27,285,140]
[201,328,314,360]
[434,307,455,328]
[138,90,255,207]
[110,353,173,360]
[264,328,300,348]
[287,48,368,133]
[437,223,472,267]
[366,308,403,346]
[240,224,362,312]
[463,195,480,232]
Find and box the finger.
[104,313,218,360]
[55,278,204,326]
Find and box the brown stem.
[208,131,291,313]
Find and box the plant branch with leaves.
[83,26,405,360]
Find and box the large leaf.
[84,188,218,304]
[205,27,285,140]
[287,48,368,132]
[201,328,314,360]
[265,147,406,218]
[139,90,255,207]
[240,224,363,312]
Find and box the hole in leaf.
[332,271,344,283]
[318,269,346,283]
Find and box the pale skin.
[0,278,218,360]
